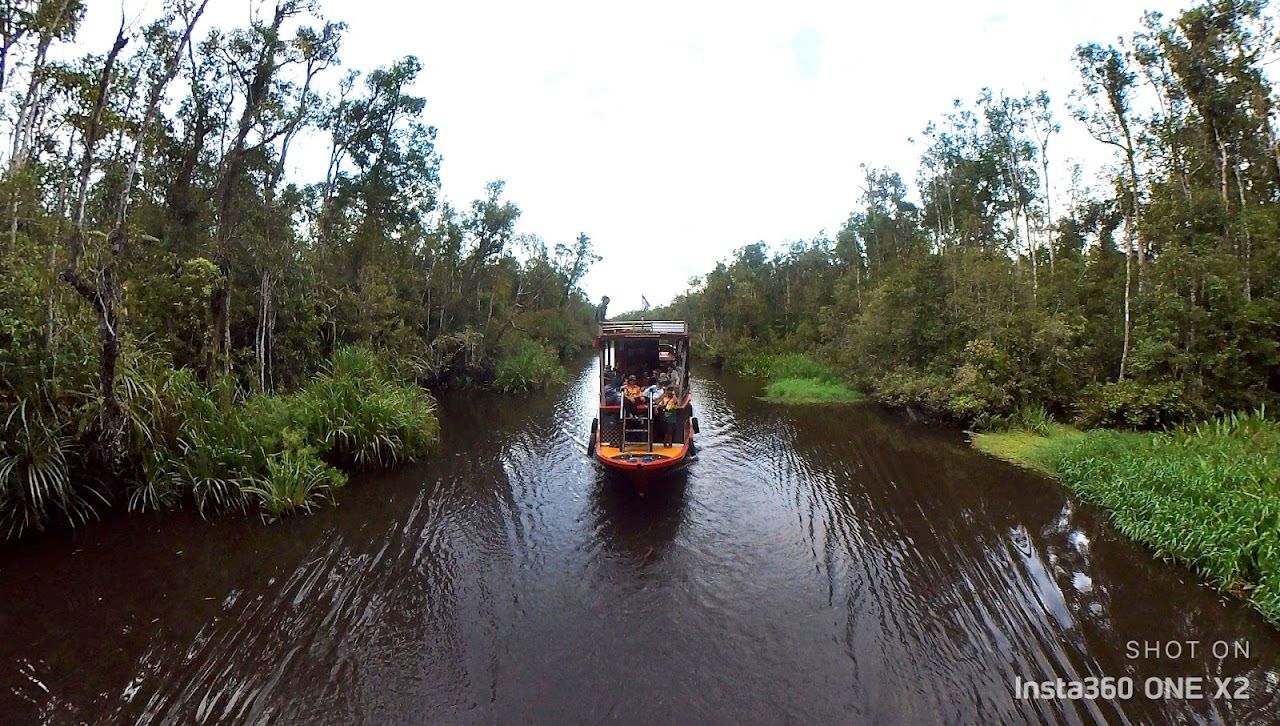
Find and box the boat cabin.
[596,320,692,454]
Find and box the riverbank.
[973,413,1280,626]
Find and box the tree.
[1074,41,1144,380]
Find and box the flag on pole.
[641,295,650,311]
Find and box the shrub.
[1076,379,1196,429]
[117,345,439,521]
[255,346,441,471]
[872,369,953,414]
[493,338,565,393]
[947,338,1019,421]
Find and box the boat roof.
[599,320,688,338]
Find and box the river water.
[1,364,1278,724]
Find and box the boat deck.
[598,443,686,459]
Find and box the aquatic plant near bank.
[0,346,440,537]
[0,398,99,538]
[973,411,1280,625]
[243,448,349,523]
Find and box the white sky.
[75,0,1196,311]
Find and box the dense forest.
[658,0,1279,431]
[0,1,597,535]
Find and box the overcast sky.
[79,0,1196,312]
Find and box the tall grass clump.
[289,347,441,470]
[492,338,565,393]
[0,397,101,538]
[732,351,839,382]
[242,447,348,522]
[976,403,1055,435]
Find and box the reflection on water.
[591,472,688,569]
[1,363,1278,723]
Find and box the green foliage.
[1054,414,1280,625]
[946,338,1020,421]
[871,369,954,415]
[0,345,439,535]
[0,398,98,538]
[978,403,1055,435]
[242,448,347,523]
[764,378,864,404]
[492,338,566,393]
[734,352,840,383]
[1076,379,1196,430]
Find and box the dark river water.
[2,364,1278,724]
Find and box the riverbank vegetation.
[764,378,864,404]
[649,0,1280,622]
[0,2,598,537]
[975,412,1280,625]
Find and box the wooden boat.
[587,320,698,486]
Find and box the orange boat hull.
[593,422,693,487]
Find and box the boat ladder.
[622,404,653,451]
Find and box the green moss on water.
[763,377,865,404]
[973,412,1280,626]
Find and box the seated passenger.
[623,375,646,410]
[603,383,621,405]
[644,379,664,402]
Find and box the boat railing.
[648,393,654,452]
[599,320,687,336]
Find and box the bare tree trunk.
[209,0,288,382]
[1041,154,1053,276]
[1233,161,1252,302]
[255,269,273,391]
[62,2,208,472]
[1119,220,1134,382]
[59,24,128,468]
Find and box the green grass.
[972,423,1084,475]
[764,377,865,404]
[973,410,1280,626]
[732,351,863,405]
[242,448,348,523]
[733,351,840,382]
